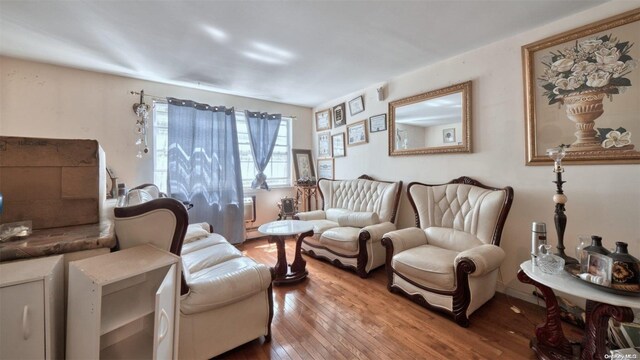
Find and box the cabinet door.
[0,281,46,359]
[153,264,176,360]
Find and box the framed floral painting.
[523,8,640,165]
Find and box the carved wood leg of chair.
[581,300,633,360]
[517,269,576,359]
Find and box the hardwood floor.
[218,237,582,359]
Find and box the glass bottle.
[537,244,565,275]
[609,242,640,285]
[583,235,610,255]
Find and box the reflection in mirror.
[389,81,472,156]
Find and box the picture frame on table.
[522,8,640,165]
[292,149,315,181]
[348,95,365,116]
[280,197,296,216]
[443,128,456,143]
[317,159,335,180]
[315,109,332,131]
[347,120,368,146]
[333,103,346,128]
[317,131,332,158]
[587,252,613,286]
[369,113,387,133]
[332,133,346,157]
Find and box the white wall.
[312,2,640,302]
[0,56,313,228]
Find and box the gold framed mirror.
[388,81,472,156]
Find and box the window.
[152,102,292,192]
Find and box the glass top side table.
[258,220,314,285]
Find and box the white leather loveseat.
[113,185,274,359]
[295,175,402,277]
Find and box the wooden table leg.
[517,269,579,359]
[582,300,633,360]
[269,235,288,279]
[291,229,313,273]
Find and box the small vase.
[583,235,610,255]
[576,235,590,273]
[609,242,640,285]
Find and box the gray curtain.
[244,111,282,190]
[167,98,245,244]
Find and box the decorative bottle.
[583,236,610,255]
[609,242,640,285]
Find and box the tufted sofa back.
[318,177,402,223]
[408,178,513,245]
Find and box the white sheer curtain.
[167,98,245,244]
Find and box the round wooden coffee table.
[258,220,314,285]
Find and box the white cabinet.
[66,244,180,359]
[0,255,64,360]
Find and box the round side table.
[258,220,314,285]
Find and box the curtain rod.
[130,90,298,119]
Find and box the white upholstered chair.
[381,177,513,327]
[295,175,402,278]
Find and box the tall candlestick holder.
[546,146,578,265]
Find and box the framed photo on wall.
[292,149,315,181]
[333,103,346,127]
[443,128,456,143]
[348,95,365,116]
[369,114,387,133]
[523,8,640,165]
[347,120,368,146]
[317,159,335,180]
[315,109,332,131]
[332,133,346,157]
[317,131,332,158]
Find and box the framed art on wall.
[443,128,456,143]
[369,114,387,133]
[317,131,332,158]
[348,95,365,116]
[347,120,368,146]
[523,8,640,165]
[317,159,335,180]
[292,149,315,181]
[332,133,346,157]
[333,103,346,127]
[315,109,332,131]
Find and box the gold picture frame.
[315,109,332,131]
[523,8,640,165]
[317,158,335,180]
[347,120,368,146]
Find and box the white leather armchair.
[114,186,274,359]
[382,177,513,327]
[296,175,402,277]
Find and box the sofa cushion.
[181,233,229,255]
[425,227,483,252]
[320,227,360,253]
[337,212,379,228]
[392,245,458,290]
[326,208,352,222]
[307,219,339,235]
[182,242,242,273]
[181,257,272,314]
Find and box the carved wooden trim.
[381,237,395,291]
[356,231,371,278]
[407,177,514,246]
[583,300,634,360]
[357,174,375,181]
[265,267,275,342]
[452,259,475,327]
[114,197,190,294]
[302,248,360,275]
[388,284,457,324]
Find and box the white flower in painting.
[586,70,611,87]
[571,61,598,77]
[595,47,621,64]
[553,77,582,94]
[579,39,603,53]
[602,131,632,148]
[551,58,575,72]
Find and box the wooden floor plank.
[214,237,582,359]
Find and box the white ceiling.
[0,1,606,107]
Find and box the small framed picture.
[315,109,331,131]
[333,103,346,128]
[443,128,456,143]
[332,133,346,158]
[347,120,368,146]
[317,159,335,180]
[369,114,387,133]
[317,131,332,158]
[292,149,315,181]
[280,197,296,216]
[587,253,613,286]
[348,95,365,116]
